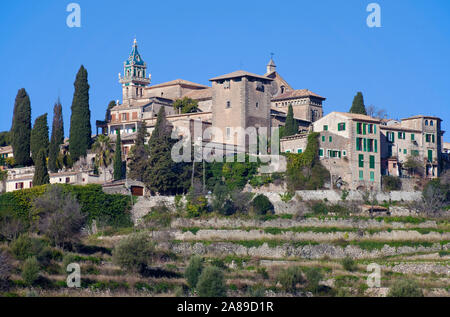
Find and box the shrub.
[10,235,34,260]
[251,195,274,216]
[112,233,156,273]
[248,284,266,297]
[311,202,328,216]
[185,256,204,289]
[382,175,402,192]
[34,185,85,248]
[142,203,172,228]
[0,251,12,290]
[279,192,294,203]
[304,267,323,294]
[388,279,423,297]
[276,266,304,292]
[342,257,357,272]
[197,266,227,297]
[22,257,40,286]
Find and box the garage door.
[131,186,144,196]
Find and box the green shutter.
[374,125,377,134]
[432,134,435,143]
[370,155,375,169]
[324,125,328,131]
[359,154,364,168]
[374,139,378,153]
[363,124,367,135]
[428,150,433,162]
[411,134,415,141]
[322,136,325,142]
[319,149,324,157]
[359,170,364,180]
[357,123,362,134]
[370,171,375,182]
[363,138,367,152]
[329,136,332,142]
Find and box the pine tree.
[349,92,367,115]
[113,132,124,180]
[284,104,299,137]
[11,88,32,166]
[69,65,92,162]
[30,114,49,163]
[128,121,149,182]
[33,148,49,186]
[48,101,64,172]
[105,100,116,121]
[145,107,178,195]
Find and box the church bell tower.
[119,38,151,105]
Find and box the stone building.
[380,115,443,178]
[209,70,273,150]
[281,112,382,190]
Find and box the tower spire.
[267,53,276,74]
[119,38,150,105]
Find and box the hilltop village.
[0,39,449,298]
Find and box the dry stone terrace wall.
[170,229,450,243]
[168,241,450,260]
[171,217,438,230]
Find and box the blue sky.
[1,0,449,141]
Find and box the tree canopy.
[173,97,199,114]
[48,101,64,172]
[349,92,367,115]
[284,104,299,137]
[11,88,32,166]
[69,65,92,161]
[30,113,49,163]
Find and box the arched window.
[425,120,429,126]
[430,120,434,126]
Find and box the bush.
[0,251,12,290]
[142,203,172,228]
[342,257,357,272]
[248,284,266,297]
[251,195,274,216]
[304,267,323,294]
[112,233,156,273]
[382,175,402,192]
[311,202,328,216]
[34,186,85,248]
[22,257,40,286]
[185,256,204,288]
[276,266,304,292]
[388,279,423,297]
[197,266,227,297]
[10,235,34,260]
[0,184,133,229]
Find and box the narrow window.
[359,154,364,168]
[370,171,375,182]
[324,125,328,131]
[226,101,231,109]
[369,155,375,169]
[359,170,364,180]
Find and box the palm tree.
[92,134,113,183]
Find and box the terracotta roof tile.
[183,88,212,100]
[148,79,209,89]
[210,70,272,81]
[272,89,326,101]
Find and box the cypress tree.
[30,114,49,163]
[113,132,124,180]
[128,121,149,182]
[48,101,64,172]
[33,148,49,186]
[349,92,367,115]
[69,65,92,162]
[145,107,177,195]
[105,100,116,121]
[284,104,299,137]
[11,88,32,166]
